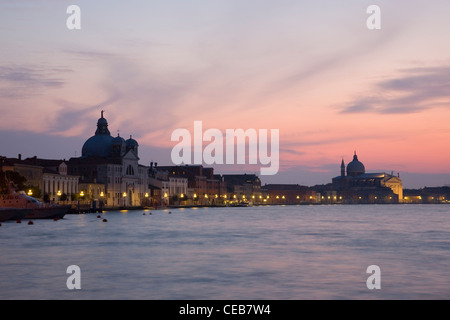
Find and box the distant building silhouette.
[332,151,403,203]
[68,111,150,207]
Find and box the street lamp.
[77,190,85,212]
[99,191,105,211]
[27,189,33,196]
[123,192,127,207]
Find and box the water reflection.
[0,205,450,299]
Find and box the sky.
[1,0,450,188]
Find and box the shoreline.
[67,202,450,214]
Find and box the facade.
[42,162,79,202]
[68,111,151,207]
[262,184,316,204]
[1,156,44,193]
[332,152,403,203]
[1,155,79,202]
[222,174,262,203]
[156,165,226,205]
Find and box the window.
[126,165,134,176]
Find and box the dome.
[126,135,138,148]
[82,134,114,158]
[112,134,126,145]
[97,117,107,125]
[346,152,365,177]
[81,110,113,158]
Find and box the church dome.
[112,134,126,145]
[347,152,365,177]
[126,136,138,148]
[97,117,107,125]
[81,111,113,158]
[82,134,114,158]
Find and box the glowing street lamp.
[27,189,33,196]
[122,192,127,207]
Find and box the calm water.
[1,204,450,300]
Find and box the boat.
[0,208,30,222]
[237,201,253,207]
[23,205,70,220]
[0,185,69,220]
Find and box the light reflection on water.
[1,204,450,299]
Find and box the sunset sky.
[1,0,450,188]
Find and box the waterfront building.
[331,152,403,203]
[1,155,44,194]
[1,155,79,202]
[40,160,79,202]
[156,165,226,205]
[68,111,151,207]
[262,184,316,204]
[222,174,262,203]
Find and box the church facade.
[332,152,403,203]
[68,111,151,207]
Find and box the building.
[262,184,316,204]
[31,159,79,202]
[222,174,262,203]
[156,165,226,205]
[1,155,44,195]
[1,155,79,202]
[68,111,152,207]
[331,152,403,203]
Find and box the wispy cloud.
[340,65,450,114]
[0,65,71,99]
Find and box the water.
[1,204,450,300]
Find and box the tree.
[0,170,27,194]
